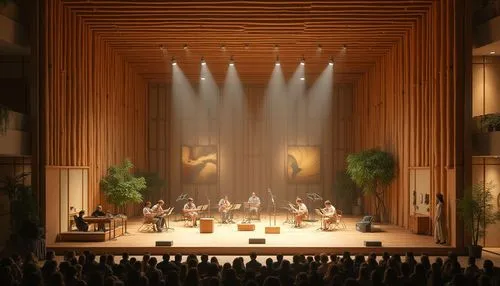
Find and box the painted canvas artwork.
[182,146,217,184]
[287,146,321,183]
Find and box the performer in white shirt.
[247,192,261,219]
[151,199,166,229]
[294,198,308,228]
[143,201,162,232]
[218,195,232,223]
[322,200,337,229]
[183,198,198,227]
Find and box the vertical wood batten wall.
[148,83,352,207]
[351,0,470,246]
[44,0,148,241]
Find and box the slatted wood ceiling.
[60,0,435,84]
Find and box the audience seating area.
[0,249,498,286]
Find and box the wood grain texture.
[148,83,351,206]
[44,0,149,215]
[349,0,469,238]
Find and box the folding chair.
[138,216,158,232]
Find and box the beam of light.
[307,63,334,120]
[219,63,246,201]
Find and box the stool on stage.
[200,218,214,233]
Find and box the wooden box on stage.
[237,224,255,231]
[409,215,431,235]
[265,226,280,234]
[200,218,214,233]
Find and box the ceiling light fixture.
[300,77,305,81]
[171,57,177,66]
[183,44,188,50]
[201,77,206,80]
[300,57,305,66]
[274,44,279,51]
[201,56,206,66]
[490,51,496,55]
[275,56,280,66]
[221,44,226,51]
[329,57,334,66]
[229,56,234,66]
[342,45,347,52]
[317,44,322,52]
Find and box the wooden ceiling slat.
[57,0,435,84]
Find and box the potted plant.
[457,181,500,258]
[100,159,147,214]
[346,149,395,222]
[333,170,358,214]
[480,113,500,132]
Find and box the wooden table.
[83,216,128,240]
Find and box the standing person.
[218,195,232,223]
[434,193,446,244]
[183,198,198,227]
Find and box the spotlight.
[221,44,226,51]
[317,44,322,52]
[274,44,279,51]
[300,57,305,65]
[490,51,496,55]
[245,43,250,50]
[275,56,280,66]
[300,77,305,81]
[342,45,347,52]
[183,44,189,50]
[229,56,235,66]
[201,77,206,80]
[171,57,177,66]
[201,57,206,66]
[329,57,334,66]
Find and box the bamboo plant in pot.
[100,159,147,214]
[346,149,395,222]
[457,181,500,258]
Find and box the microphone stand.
[268,188,276,226]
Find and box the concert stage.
[48,215,451,256]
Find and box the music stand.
[267,189,277,226]
[175,193,189,221]
[165,207,175,231]
[306,192,323,221]
[315,208,326,230]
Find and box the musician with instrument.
[293,198,308,228]
[321,200,337,229]
[143,201,162,232]
[218,195,232,223]
[183,198,198,227]
[151,199,167,229]
[247,192,261,219]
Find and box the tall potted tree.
[457,181,500,258]
[346,149,395,222]
[100,159,147,214]
[134,170,167,201]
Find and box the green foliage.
[480,113,500,131]
[346,149,395,219]
[0,105,9,135]
[134,170,166,199]
[457,181,500,246]
[0,172,39,232]
[100,159,147,209]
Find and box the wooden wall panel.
[148,83,352,210]
[350,0,470,237]
[44,0,149,215]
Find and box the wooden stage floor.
[48,215,451,256]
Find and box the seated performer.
[218,195,232,223]
[151,200,167,229]
[74,210,89,232]
[248,192,261,219]
[294,198,308,228]
[322,200,337,229]
[183,198,198,227]
[91,205,106,231]
[143,201,162,232]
